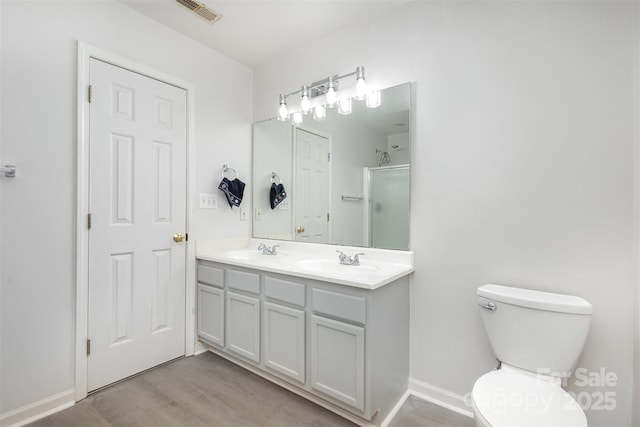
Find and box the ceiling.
[118,0,408,68]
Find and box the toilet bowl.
[472,365,587,426]
[472,284,592,427]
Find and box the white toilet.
[472,284,592,427]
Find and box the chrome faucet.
[336,250,365,266]
[257,243,279,255]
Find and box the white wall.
[254,2,638,426]
[633,4,640,423]
[0,0,252,416]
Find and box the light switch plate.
[199,193,217,209]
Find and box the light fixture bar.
[276,66,378,124]
[279,68,361,99]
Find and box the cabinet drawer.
[227,269,260,294]
[265,277,305,308]
[312,288,366,325]
[197,264,224,288]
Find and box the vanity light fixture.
[338,98,352,115]
[355,66,367,100]
[275,66,380,125]
[313,105,326,121]
[277,94,288,121]
[292,111,303,126]
[366,89,381,108]
[325,76,338,108]
[300,85,311,114]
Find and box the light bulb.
[366,90,381,108]
[301,96,311,114]
[326,77,337,107]
[292,111,303,126]
[300,85,311,114]
[313,105,326,121]
[277,94,288,121]
[278,104,288,121]
[355,66,366,100]
[338,98,352,115]
[326,87,337,107]
[355,78,367,101]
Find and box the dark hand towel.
[218,177,245,208]
[269,183,287,209]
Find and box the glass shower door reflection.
[369,165,410,250]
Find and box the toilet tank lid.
[478,284,592,315]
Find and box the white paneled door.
[87,59,187,391]
[294,129,329,243]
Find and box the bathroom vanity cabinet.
[196,259,410,424]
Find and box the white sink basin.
[294,259,380,274]
[223,250,259,261]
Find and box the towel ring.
[222,164,238,180]
[270,172,281,184]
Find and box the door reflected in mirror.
[253,83,411,250]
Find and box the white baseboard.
[0,389,75,427]
[408,377,474,418]
[193,341,209,355]
[380,390,410,427]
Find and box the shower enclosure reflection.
[366,165,410,249]
[253,83,411,250]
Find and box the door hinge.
[88,85,92,103]
[327,213,330,222]
[87,213,92,230]
[86,339,91,356]
[327,152,331,161]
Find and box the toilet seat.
[472,368,587,427]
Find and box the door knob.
[173,233,185,243]
[296,226,305,234]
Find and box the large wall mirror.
[253,83,411,250]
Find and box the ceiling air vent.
[175,0,222,24]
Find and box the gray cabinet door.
[263,302,305,383]
[197,284,224,347]
[226,291,261,363]
[310,315,365,411]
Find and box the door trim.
[75,42,197,401]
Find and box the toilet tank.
[477,284,592,378]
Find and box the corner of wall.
[633,2,640,426]
[407,377,474,419]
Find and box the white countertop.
[196,238,414,290]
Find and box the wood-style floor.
[28,352,475,427]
